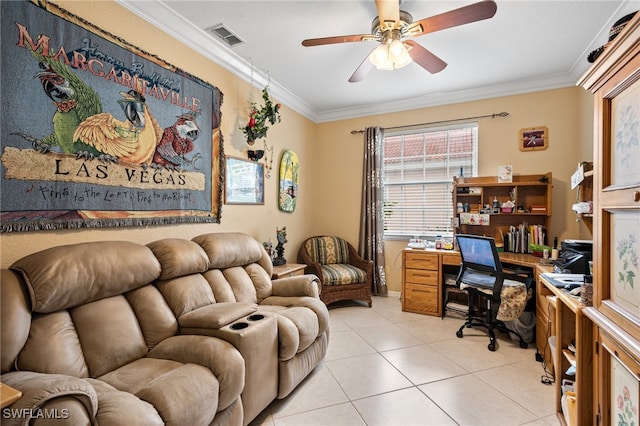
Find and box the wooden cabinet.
[272,263,306,279]
[453,173,552,250]
[578,13,640,426]
[402,250,441,316]
[535,264,555,372]
[540,275,593,425]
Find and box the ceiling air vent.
[207,24,244,47]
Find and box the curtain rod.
[350,111,509,134]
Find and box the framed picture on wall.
[519,126,548,151]
[224,156,265,205]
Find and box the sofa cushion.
[193,232,272,275]
[126,285,178,349]
[156,274,216,317]
[10,241,161,313]
[87,379,163,426]
[255,305,321,361]
[17,311,89,377]
[321,264,367,285]
[1,270,34,374]
[98,359,218,425]
[304,236,350,265]
[72,296,148,378]
[147,239,209,280]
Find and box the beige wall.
[0,1,317,268]
[1,1,595,295]
[314,87,594,292]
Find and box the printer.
[554,240,593,274]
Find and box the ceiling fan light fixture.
[369,40,411,70]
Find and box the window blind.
[383,123,478,239]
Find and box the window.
[383,123,478,239]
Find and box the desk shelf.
[540,275,593,426]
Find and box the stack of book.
[530,205,547,214]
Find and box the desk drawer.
[403,283,439,315]
[442,253,462,266]
[405,268,439,285]
[404,252,438,270]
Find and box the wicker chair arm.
[297,241,324,284]
[346,243,373,276]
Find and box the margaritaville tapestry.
[0,1,224,232]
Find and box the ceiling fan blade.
[408,0,497,37]
[405,40,447,74]
[348,52,375,83]
[375,0,400,27]
[302,34,374,47]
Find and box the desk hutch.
[453,173,552,247]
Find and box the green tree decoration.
[241,87,281,146]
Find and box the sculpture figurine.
[272,227,287,266]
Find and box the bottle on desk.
[435,235,443,250]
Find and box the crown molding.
[116,0,317,121]
[117,0,610,124]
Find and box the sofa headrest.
[192,232,272,275]
[10,241,161,313]
[147,238,210,280]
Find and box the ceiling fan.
[301,0,497,82]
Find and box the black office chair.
[454,234,533,351]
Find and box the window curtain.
[359,127,388,296]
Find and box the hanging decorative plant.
[241,87,282,145]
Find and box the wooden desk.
[272,263,306,279]
[1,383,22,408]
[539,274,592,426]
[402,248,542,317]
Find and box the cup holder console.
[229,314,265,331]
[230,322,249,330]
[247,314,264,321]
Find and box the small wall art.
[519,126,548,151]
[224,156,264,205]
[498,165,513,183]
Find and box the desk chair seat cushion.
[320,264,367,286]
[460,279,530,321]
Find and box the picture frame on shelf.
[498,165,513,183]
[519,126,548,151]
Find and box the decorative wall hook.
[247,150,264,161]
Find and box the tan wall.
[1,2,595,295]
[0,1,317,268]
[314,87,594,292]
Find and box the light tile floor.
[251,294,558,426]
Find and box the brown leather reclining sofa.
[1,232,329,425]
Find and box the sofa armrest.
[148,335,245,411]
[177,302,257,329]
[271,275,320,298]
[1,371,97,425]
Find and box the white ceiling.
[119,0,637,123]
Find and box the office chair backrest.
[456,234,502,274]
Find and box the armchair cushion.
[321,264,367,286]
[304,236,350,265]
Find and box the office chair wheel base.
[456,329,463,338]
[488,341,497,351]
[519,341,528,349]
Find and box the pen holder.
[581,275,593,306]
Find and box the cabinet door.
[598,327,640,426]
[593,53,640,342]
